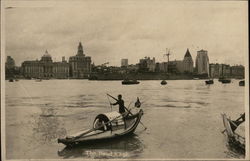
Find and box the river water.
[5,79,246,159]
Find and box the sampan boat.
[221,113,245,151]
[58,109,143,146]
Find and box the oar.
[107,94,112,111]
[107,93,147,130]
[74,106,136,139]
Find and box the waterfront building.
[127,64,139,72]
[231,65,245,78]
[5,56,16,78]
[217,64,231,77]
[21,50,69,79]
[157,62,168,72]
[222,64,231,77]
[182,49,194,73]
[139,57,156,72]
[167,61,178,73]
[69,42,91,78]
[121,59,128,67]
[175,60,184,73]
[195,49,209,75]
[209,63,220,78]
[5,56,15,69]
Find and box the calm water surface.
[5,79,245,159]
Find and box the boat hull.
[239,80,245,86]
[205,80,214,85]
[122,81,140,85]
[221,113,245,151]
[58,110,143,146]
[221,79,231,84]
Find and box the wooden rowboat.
[221,113,245,151]
[58,109,143,146]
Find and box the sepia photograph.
[1,0,249,160]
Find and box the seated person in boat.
[93,118,107,131]
[111,94,126,114]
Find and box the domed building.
[21,50,69,79]
[41,50,53,62]
[182,48,194,73]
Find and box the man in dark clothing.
[111,94,126,114]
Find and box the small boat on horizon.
[221,79,231,84]
[122,79,140,85]
[9,79,14,82]
[239,80,245,86]
[161,80,167,85]
[205,79,214,85]
[35,78,42,82]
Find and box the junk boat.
[221,113,245,151]
[58,109,143,146]
[122,79,140,85]
[161,80,167,85]
[239,80,245,86]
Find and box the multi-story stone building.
[209,63,220,78]
[5,56,16,79]
[195,49,209,75]
[139,57,156,72]
[231,65,245,78]
[182,49,194,73]
[69,42,91,78]
[21,50,69,79]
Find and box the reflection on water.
[33,106,67,144]
[58,134,144,159]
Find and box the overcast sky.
[4,1,248,66]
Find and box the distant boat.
[9,79,14,82]
[221,79,231,84]
[35,79,42,82]
[205,79,214,85]
[161,80,167,85]
[122,79,140,85]
[239,80,245,86]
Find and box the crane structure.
[163,48,171,63]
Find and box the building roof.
[184,48,192,57]
[198,49,207,52]
[42,50,51,58]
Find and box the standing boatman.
[110,94,126,114]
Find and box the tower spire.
[77,42,84,56]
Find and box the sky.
[3,0,248,66]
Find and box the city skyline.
[4,1,248,66]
